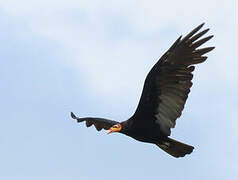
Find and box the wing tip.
[193,22,205,32]
[190,35,214,49]
[181,23,206,43]
[71,112,85,123]
[208,46,215,52]
[204,28,210,33]
[195,22,205,33]
[71,112,76,119]
[197,22,205,30]
[209,35,214,39]
[200,28,210,36]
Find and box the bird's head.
[107,123,122,134]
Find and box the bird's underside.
[71,23,214,158]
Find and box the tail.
[157,137,194,158]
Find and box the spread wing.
[71,112,118,131]
[133,23,214,136]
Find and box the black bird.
[71,23,214,158]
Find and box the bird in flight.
[71,23,214,158]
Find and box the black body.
[71,23,214,158]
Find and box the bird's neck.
[120,119,134,134]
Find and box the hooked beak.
[107,128,113,135]
[107,124,121,135]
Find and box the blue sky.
[0,0,237,179]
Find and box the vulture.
[71,23,214,158]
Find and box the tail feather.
[157,137,194,158]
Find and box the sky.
[0,0,237,179]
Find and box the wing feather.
[133,23,214,136]
[71,112,118,131]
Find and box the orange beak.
[107,124,121,135]
[107,128,113,135]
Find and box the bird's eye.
[113,125,118,128]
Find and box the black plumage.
[71,23,214,158]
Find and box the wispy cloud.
[1,1,238,179]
